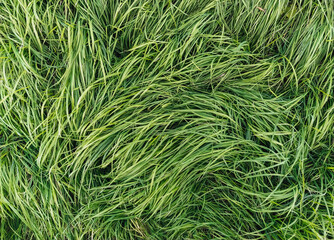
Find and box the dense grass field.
[0,0,334,239]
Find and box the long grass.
[0,0,334,239]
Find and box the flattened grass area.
[0,0,333,239]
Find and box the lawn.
[0,0,334,239]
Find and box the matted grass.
[0,0,333,239]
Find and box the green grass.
[0,0,333,239]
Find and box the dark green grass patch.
[1,0,334,239]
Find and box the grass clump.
[0,0,334,239]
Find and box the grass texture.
[0,0,334,239]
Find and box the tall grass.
[0,0,333,239]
